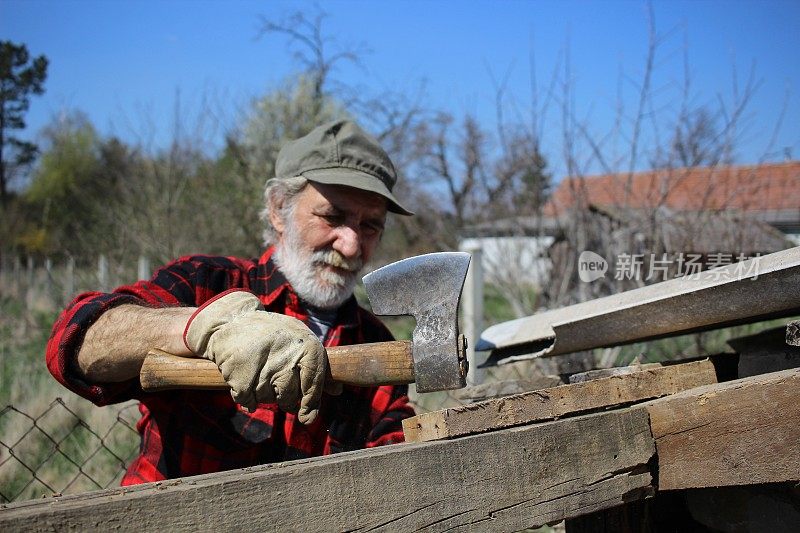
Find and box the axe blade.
[363,252,471,392]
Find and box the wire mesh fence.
[0,255,587,505]
[0,398,140,503]
[0,391,466,505]
[0,387,504,504]
[0,359,601,505]
[0,393,465,505]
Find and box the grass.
[0,297,60,407]
[483,283,531,326]
[0,294,139,502]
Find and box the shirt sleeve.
[45,284,180,406]
[45,255,251,406]
[364,384,415,447]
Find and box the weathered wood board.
[0,408,655,532]
[403,359,716,443]
[455,375,563,402]
[568,363,662,383]
[644,368,800,490]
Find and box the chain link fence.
[0,391,475,505]
[0,257,583,505]
[0,392,467,505]
[0,398,140,503]
[1,384,525,504]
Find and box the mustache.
[311,249,363,273]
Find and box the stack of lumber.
[3,361,797,531]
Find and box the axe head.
[363,252,471,392]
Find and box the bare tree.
[255,8,435,267]
[534,8,794,364]
[256,9,365,117]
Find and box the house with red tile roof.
[544,161,800,243]
[459,162,799,300]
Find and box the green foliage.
[27,114,98,201]
[483,283,524,325]
[225,75,348,251]
[23,113,104,255]
[4,74,361,262]
[0,295,140,501]
[0,40,48,202]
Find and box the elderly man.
[46,120,416,484]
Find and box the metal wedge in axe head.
[139,251,471,393]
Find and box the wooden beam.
[403,359,716,443]
[454,375,563,402]
[644,368,800,490]
[0,408,655,532]
[568,363,662,383]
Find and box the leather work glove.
[184,290,327,424]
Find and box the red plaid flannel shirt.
[46,248,414,485]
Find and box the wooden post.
[97,255,109,292]
[0,252,7,294]
[459,242,485,386]
[25,256,34,308]
[26,255,34,288]
[13,255,21,298]
[137,255,150,281]
[64,257,75,304]
[44,257,53,304]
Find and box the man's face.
[271,182,388,309]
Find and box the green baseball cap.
[275,120,414,216]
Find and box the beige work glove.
[183,290,327,424]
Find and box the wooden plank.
[0,408,655,532]
[454,376,563,402]
[644,368,800,490]
[403,359,716,443]
[569,363,662,383]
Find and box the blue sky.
[3,0,799,179]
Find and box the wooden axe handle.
[140,340,415,392]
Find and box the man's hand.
[184,290,327,424]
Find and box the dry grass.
[0,290,140,502]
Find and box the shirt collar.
[255,246,360,328]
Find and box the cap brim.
[301,167,414,216]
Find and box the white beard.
[273,223,364,310]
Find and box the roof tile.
[545,161,800,217]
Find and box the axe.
[139,252,471,393]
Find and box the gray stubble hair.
[260,176,309,247]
